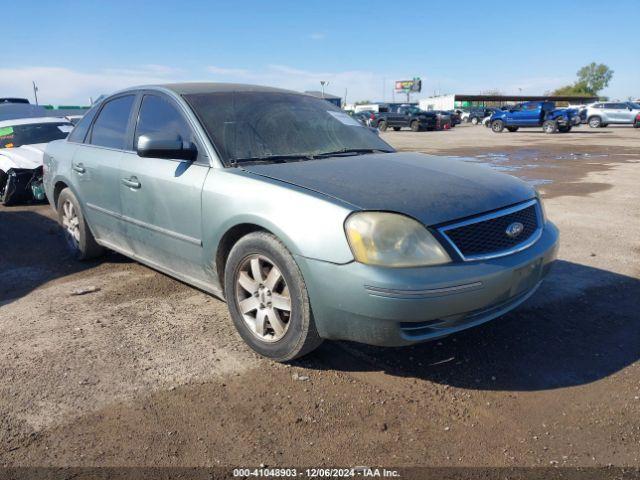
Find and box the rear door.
[119,92,210,282]
[70,94,136,248]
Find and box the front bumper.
[297,222,559,346]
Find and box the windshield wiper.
[232,153,314,166]
[232,148,393,166]
[310,148,394,159]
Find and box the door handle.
[121,176,141,189]
[72,162,85,174]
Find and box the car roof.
[0,116,72,128]
[120,82,299,96]
[0,104,51,121]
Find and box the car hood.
[241,152,535,226]
[0,143,46,171]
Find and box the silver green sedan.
[43,83,559,361]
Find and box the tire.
[471,117,479,125]
[392,127,401,131]
[491,120,504,133]
[0,169,9,205]
[224,231,323,362]
[543,120,558,134]
[634,122,640,129]
[56,188,104,260]
[377,120,388,132]
[506,127,519,132]
[588,116,602,128]
[410,120,420,132]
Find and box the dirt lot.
[1,124,639,469]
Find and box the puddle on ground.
[448,149,619,187]
[412,146,637,198]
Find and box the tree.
[549,83,592,97]
[576,62,614,95]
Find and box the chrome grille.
[439,200,542,261]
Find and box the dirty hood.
[242,152,535,226]
[0,143,46,171]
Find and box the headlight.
[344,212,451,267]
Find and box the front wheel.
[410,120,420,132]
[377,120,388,132]
[56,188,104,260]
[471,117,479,125]
[543,120,558,134]
[491,120,504,133]
[224,231,323,362]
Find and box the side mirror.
[136,133,197,161]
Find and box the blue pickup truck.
[488,101,581,134]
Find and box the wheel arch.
[214,222,272,294]
[53,180,70,208]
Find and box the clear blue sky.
[4,0,639,104]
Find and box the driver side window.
[134,94,194,148]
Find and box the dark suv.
[371,106,438,132]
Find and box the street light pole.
[32,81,39,106]
[320,81,328,99]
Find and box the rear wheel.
[56,188,104,260]
[506,126,519,132]
[543,120,558,134]
[410,120,420,132]
[588,116,602,128]
[491,120,504,133]
[471,117,479,125]
[224,231,323,362]
[377,120,388,132]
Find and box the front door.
[119,93,210,283]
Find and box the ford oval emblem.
[505,222,524,239]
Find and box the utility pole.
[32,81,39,105]
[320,80,328,99]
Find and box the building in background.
[304,91,342,108]
[419,94,598,111]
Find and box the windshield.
[183,92,394,165]
[628,102,640,109]
[0,122,73,148]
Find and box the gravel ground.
[0,124,638,468]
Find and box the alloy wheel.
[235,254,292,343]
[61,200,80,251]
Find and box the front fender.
[201,168,356,267]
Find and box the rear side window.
[67,106,98,143]
[89,95,135,149]
[134,94,193,146]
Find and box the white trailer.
[419,94,456,111]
